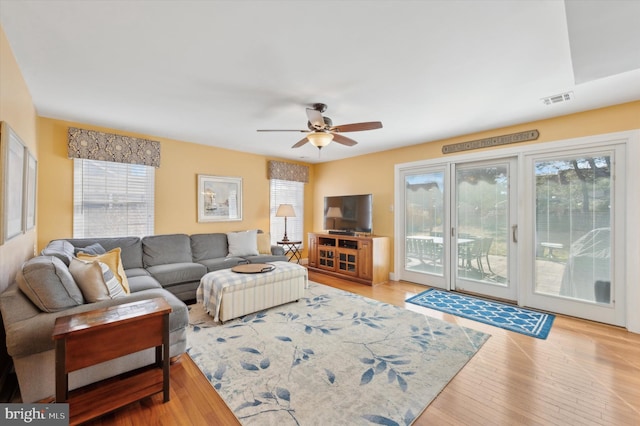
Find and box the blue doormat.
[407,289,555,339]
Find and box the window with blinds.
[73,159,155,238]
[270,179,304,246]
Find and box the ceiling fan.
[257,103,383,150]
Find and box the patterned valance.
[68,127,161,167]
[268,160,309,183]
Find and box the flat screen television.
[324,194,373,235]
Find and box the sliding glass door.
[453,159,517,300]
[523,147,625,325]
[395,136,628,327]
[398,159,518,299]
[400,168,448,288]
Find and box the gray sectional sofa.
[0,230,287,402]
[56,231,287,302]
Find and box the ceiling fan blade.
[257,129,307,132]
[306,108,325,129]
[291,137,309,148]
[331,121,383,132]
[332,133,358,146]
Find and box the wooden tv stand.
[307,233,390,285]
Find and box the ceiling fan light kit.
[307,131,334,149]
[257,103,382,151]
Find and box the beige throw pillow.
[69,258,126,302]
[257,232,272,254]
[77,247,130,294]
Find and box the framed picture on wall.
[1,121,26,242]
[24,150,37,230]
[197,175,243,222]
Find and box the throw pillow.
[74,242,106,256]
[257,232,272,255]
[77,247,131,294]
[69,258,126,302]
[17,256,84,312]
[40,240,75,266]
[227,230,259,257]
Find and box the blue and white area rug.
[407,289,555,339]
[187,282,490,425]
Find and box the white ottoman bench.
[197,261,308,322]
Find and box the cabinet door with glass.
[318,247,335,271]
[337,248,358,276]
[317,237,336,271]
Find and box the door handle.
[512,225,518,243]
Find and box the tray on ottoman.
[197,261,307,322]
[231,263,275,274]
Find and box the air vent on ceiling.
[542,91,574,105]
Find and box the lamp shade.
[307,131,334,148]
[326,207,343,218]
[276,204,295,217]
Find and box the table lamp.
[276,204,295,241]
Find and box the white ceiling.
[1,0,639,164]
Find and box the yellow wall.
[314,101,640,273]
[0,26,38,293]
[36,117,315,253]
[22,101,640,280]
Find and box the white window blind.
[73,159,155,238]
[270,179,303,245]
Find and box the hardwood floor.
[85,271,640,425]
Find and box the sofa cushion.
[40,240,75,266]
[69,258,126,302]
[227,230,259,257]
[127,275,163,292]
[74,243,106,256]
[145,262,207,286]
[16,256,84,312]
[160,282,201,302]
[77,248,130,294]
[243,254,288,263]
[271,245,285,256]
[66,237,144,270]
[190,233,229,262]
[257,232,272,254]
[124,267,151,278]
[197,256,245,272]
[143,234,192,266]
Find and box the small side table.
[53,297,171,425]
[277,240,302,263]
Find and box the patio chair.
[475,237,494,275]
[421,238,442,266]
[458,238,478,269]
